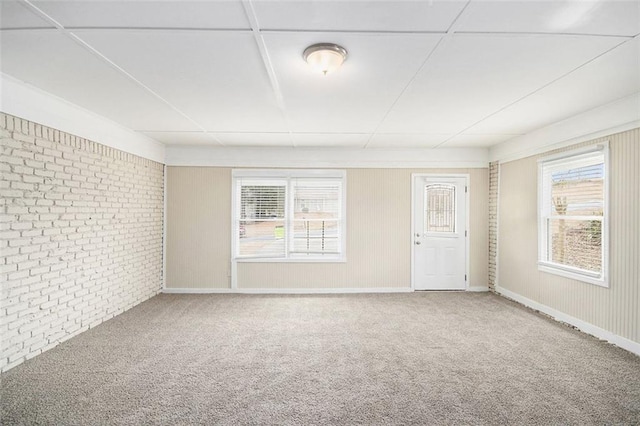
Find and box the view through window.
[539,145,607,285]
[234,171,345,261]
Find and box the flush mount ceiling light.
[303,43,348,75]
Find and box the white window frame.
[537,143,609,287]
[232,169,346,263]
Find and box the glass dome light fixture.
[303,43,348,75]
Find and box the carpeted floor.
[1,292,639,425]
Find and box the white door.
[413,176,467,290]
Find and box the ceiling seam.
[241,0,296,148]
[57,27,253,32]
[452,31,635,39]
[360,36,446,149]
[260,29,448,35]
[0,27,58,31]
[433,36,636,148]
[18,0,225,147]
[362,0,472,149]
[3,27,635,39]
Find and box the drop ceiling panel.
[0,0,53,29]
[214,133,293,147]
[141,131,219,145]
[456,0,640,37]
[265,32,442,133]
[441,134,520,148]
[31,0,250,29]
[468,36,640,136]
[77,30,287,132]
[367,133,451,148]
[293,133,369,147]
[377,34,627,135]
[0,30,199,132]
[253,0,467,32]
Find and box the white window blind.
[233,171,345,261]
[538,145,608,286]
[291,178,342,256]
[237,179,287,258]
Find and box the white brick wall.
[488,161,499,292]
[0,113,164,372]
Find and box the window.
[233,170,345,262]
[538,144,608,287]
[425,184,456,233]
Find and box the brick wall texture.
[0,113,164,372]
[488,161,499,292]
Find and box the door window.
[424,184,456,233]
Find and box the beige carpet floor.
[1,292,639,425]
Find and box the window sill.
[538,262,608,288]
[235,256,346,264]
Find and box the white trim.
[230,175,238,289]
[490,92,640,164]
[233,168,346,179]
[496,286,640,357]
[537,263,606,287]
[411,175,416,291]
[0,73,166,163]
[536,143,606,164]
[163,287,413,294]
[411,173,470,291]
[231,169,347,264]
[162,164,167,291]
[166,145,488,169]
[467,286,489,292]
[236,257,346,263]
[164,288,234,294]
[465,177,470,290]
[536,142,609,288]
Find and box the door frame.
[411,173,470,291]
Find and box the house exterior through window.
[233,169,346,262]
[538,143,609,287]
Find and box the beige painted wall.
[166,167,231,288]
[166,167,488,290]
[498,128,640,344]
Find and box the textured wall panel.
[165,167,231,289]
[166,167,488,290]
[498,128,639,344]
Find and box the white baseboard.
[163,288,234,294]
[467,286,489,292]
[496,285,640,357]
[164,287,490,294]
[163,287,414,295]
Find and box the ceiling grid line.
[452,31,636,39]
[18,0,226,146]
[362,0,472,149]
[241,0,296,148]
[259,29,449,35]
[3,27,633,39]
[433,34,638,148]
[2,0,638,149]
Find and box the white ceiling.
[1,0,639,149]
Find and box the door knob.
[415,241,421,245]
